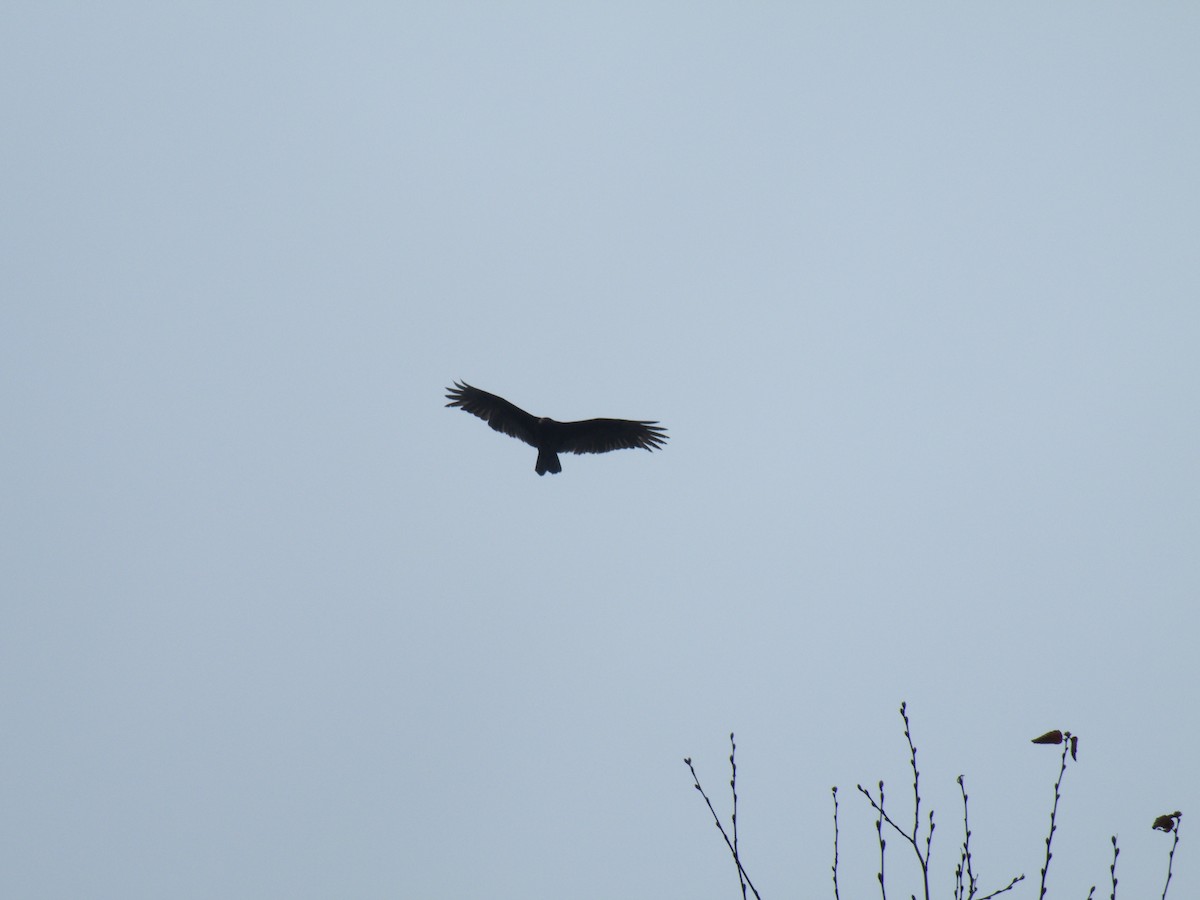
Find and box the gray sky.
[3,4,1197,898]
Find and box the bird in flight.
[445,381,668,475]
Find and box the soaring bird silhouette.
[445,381,668,475]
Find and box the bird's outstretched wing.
[445,381,539,447]
[556,418,668,455]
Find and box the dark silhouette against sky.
[446,381,668,475]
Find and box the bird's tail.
[536,448,562,476]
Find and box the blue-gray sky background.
[3,4,1197,898]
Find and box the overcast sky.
[3,4,1198,899]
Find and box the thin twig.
[975,874,1025,900]
[902,702,921,843]
[683,754,762,900]
[832,786,841,900]
[957,775,975,900]
[1037,731,1074,900]
[903,702,932,900]
[1160,814,1182,900]
[1108,835,1119,900]
[874,780,887,900]
[858,703,933,900]
[730,734,748,900]
[953,770,1023,899]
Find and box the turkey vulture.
[445,381,668,475]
